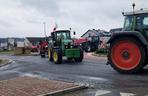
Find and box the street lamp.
[43,22,47,37]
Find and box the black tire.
[52,49,62,64]
[40,49,46,58]
[108,37,146,74]
[41,54,45,58]
[74,48,84,62]
[87,46,92,52]
[85,44,92,52]
[48,48,53,61]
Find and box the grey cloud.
[20,0,60,17]
[0,19,13,28]
[0,0,147,37]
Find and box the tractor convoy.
[107,8,148,73]
[39,4,148,74]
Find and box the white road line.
[95,90,111,96]
[76,75,108,81]
[95,90,138,96]
[120,92,136,96]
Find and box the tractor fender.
[108,31,148,45]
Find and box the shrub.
[95,48,107,55]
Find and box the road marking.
[120,92,136,96]
[95,90,138,96]
[95,90,111,96]
[76,75,108,81]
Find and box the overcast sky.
[0,0,147,38]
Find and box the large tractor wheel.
[74,48,84,62]
[52,49,62,64]
[109,37,145,73]
[48,48,53,61]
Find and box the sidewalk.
[0,77,86,96]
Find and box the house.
[26,37,46,46]
[109,28,122,34]
[81,29,110,37]
[0,38,25,51]
[0,38,8,50]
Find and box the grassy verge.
[0,50,14,54]
[93,48,107,57]
[0,59,9,65]
[0,59,2,63]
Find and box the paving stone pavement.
[0,77,79,96]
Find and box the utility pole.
[43,22,47,37]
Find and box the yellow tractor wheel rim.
[48,49,50,59]
[53,52,58,62]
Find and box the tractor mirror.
[73,32,76,35]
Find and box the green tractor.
[48,30,84,64]
[107,7,148,73]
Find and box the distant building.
[26,37,46,47]
[0,38,8,50]
[109,28,122,34]
[81,29,111,44]
[0,38,25,51]
[81,29,111,37]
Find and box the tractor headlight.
[64,42,73,49]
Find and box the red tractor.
[74,36,100,52]
[39,40,48,58]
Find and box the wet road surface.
[0,53,148,96]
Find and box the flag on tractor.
[53,23,58,32]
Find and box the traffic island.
[0,59,13,67]
[0,77,86,96]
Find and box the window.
[56,33,61,39]
[123,16,134,31]
[143,17,148,29]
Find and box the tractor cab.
[52,30,71,40]
[51,30,73,49]
[123,9,148,39]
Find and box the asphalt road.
[0,53,148,96]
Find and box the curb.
[13,53,39,56]
[0,59,13,67]
[39,85,87,96]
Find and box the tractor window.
[123,16,133,31]
[56,31,71,40]
[143,17,148,29]
[57,33,61,39]
[62,32,71,39]
[136,14,148,30]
